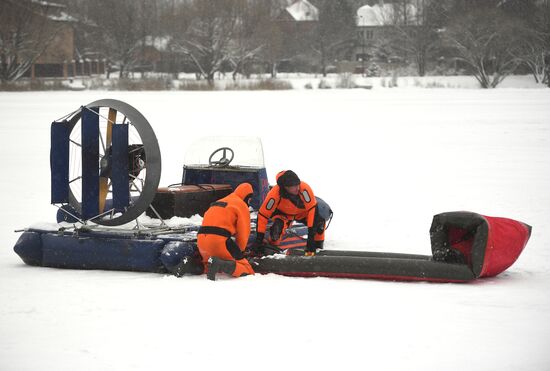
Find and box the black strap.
[210,201,228,208]
[225,238,244,260]
[258,211,271,221]
[198,226,232,238]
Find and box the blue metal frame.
[50,121,70,204]
[111,124,129,211]
[182,166,269,210]
[81,107,100,219]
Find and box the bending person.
[197,182,255,281]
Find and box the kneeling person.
[255,170,327,255]
[198,183,255,281]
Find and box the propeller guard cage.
[50,99,161,226]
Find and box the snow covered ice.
[1,87,549,370]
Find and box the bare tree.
[543,0,550,87]
[383,0,448,76]
[0,0,62,83]
[172,0,240,85]
[87,0,150,78]
[158,0,195,78]
[229,0,272,79]
[256,0,289,78]
[515,0,550,85]
[512,27,549,84]
[443,8,522,88]
[311,0,356,77]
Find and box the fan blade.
[106,108,116,147]
[99,177,110,212]
[99,109,117,212]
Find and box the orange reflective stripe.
[300,182,317,209]
[265,198,276,210]
[259,187,280,216]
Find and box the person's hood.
[234,182,253,201]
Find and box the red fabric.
[479,216,531,278]
[448,227,474,266]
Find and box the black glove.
[255,232,265,243]
[249,241,265,256]
[248,232,266,256]
[305,228,316,253]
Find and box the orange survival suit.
[256,170,325,253]
[197,183,255,277]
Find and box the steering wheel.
[208,147,234,168]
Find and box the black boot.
[172,255,204,277]
[207,257,236,281]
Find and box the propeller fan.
[51,99,161,226]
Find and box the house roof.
[48,11,78,22]
[31,0,65,9]
[357,3,419,26]
[285,0,319,21]
[29,0,78,22]
[140,36,172,52]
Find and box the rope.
[54,106,81,122]
[82,105,120,125]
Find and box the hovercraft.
[13,99,532,282]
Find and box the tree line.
[1,0,549,88]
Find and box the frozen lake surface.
[1,88,549,370]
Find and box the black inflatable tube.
[13,229,475,282]
[286,248,432,260]
[251,255,476,282]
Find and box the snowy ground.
[1,88,549,371]
[64,73,546,90]
[281,73,546,89]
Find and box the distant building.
[275,0,319,33]
[134,36,172,72]
[271,0,320,71]
[19,1,105,79]
[280,0,319,21]
[354,1,420,67]
[270,0,423,73]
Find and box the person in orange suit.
[197,182,255,281]
[254,170,326,256]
